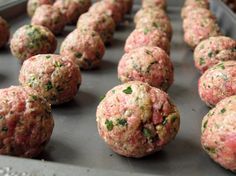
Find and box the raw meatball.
[27,0,54,17]
[19,54,82,105]
[54,0,91,24]
[183,18,221,48]
[0,86,54,158]
[181,7,214,19]
[135,18,172,41]
[124,28,170,54]
[198,61,236,107]
[10,25,57,62]
[60,28,105,70]
[89,1,123,25]
[0,17,10,48]
[194,36,236,73]
[201,95,236,172]
[96,81,180,158]
[31,4,66,35]
[118,46,173,91]
[134,7,169,25]
[142,0,166,10]
[77,12,116,44]
[184,0,209,9]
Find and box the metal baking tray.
[0,0,235,175]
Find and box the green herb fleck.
[208,52,213,57]
[75,52,82,58]
[0,115,4,119]
[153,22,160,28]
[203,120,208,129]
[205,146,216,154]
[123,86,132,94]
[112,90,115,94]
[46,55,51,59]
[105,119,114,131]
[54,61,63,67]
[45,81,53,91]
[143,28,149,35]
[28,76,36,87]
[171,115,177,123]
[30,95,38,101]
[145,49,152,55]
[162,117,168,125]
[100,95,105,101]
[220,108,226,114]
[116,118,128,126]
[142,128,152,138]
[1,127,8,132]
[216,63,225,70]
[199,58,205,65]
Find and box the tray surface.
[0,1,235,176]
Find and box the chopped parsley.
[216,63,225,70]
[0,115,4,119]
[123,86,132,94]
[204,146,216,154]
[75,52,82,58]
[116,118,128,126]
[153,22,160,28]
[199,58,205,65]
[28,76,37,87]
[162,117,168,125]
[203,120,208,129]
[171,115,178,123]
[45,81,53,91]
[105,119,114,131]
[46,55,51,59]
[142,128,152,138]
[1,127,8,132]
[54,61,63,67]
[220,108,226,114]
[112,90,115,94]
[143,28,149,35]
[30,95,38,101]
[100,95,105,101]
[208,52,213,57]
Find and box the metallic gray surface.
[0,1,235,175]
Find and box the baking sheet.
[0,0,235,176]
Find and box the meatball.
[118,46,173,91]
[77,12,116,44]
[142,0,167,10]
[27,0,54,17]
[124,28,170,54]
[10,25,57,62]
[184,0,209,9]
[194,36,236,73]
[19,54,82,105]
[181,7,214,19]
[54,0,91,24]
[0,17,10,48]
[31,4,66,35]
[0,86,54,158]
[198,61,236,107]
[88,1,123,25]
[134,7,169,25]
[60,28,105,70]
[135,18,172,41]
[201,95,236,172]
[183,18,221,48]
[96,81,180,158]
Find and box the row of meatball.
[0,0,136,158]
[182,0,236,173]
[118,1,174,91]
[96,0,181,158]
